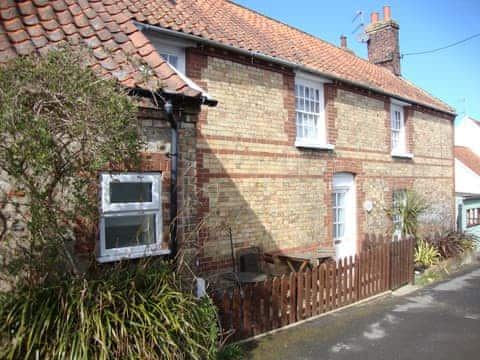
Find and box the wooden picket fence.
[213,235,414,341]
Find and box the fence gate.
[389,237,414,289]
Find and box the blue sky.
[234,0,480,122]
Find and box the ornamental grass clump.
[0,261,219,360]
[414,238,440,268]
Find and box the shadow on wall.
[192,139,337,287]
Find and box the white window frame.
[101,173,161,213]
[98,172,168,263]
[332,190,347,240]
[390,99,413,158]
[391,104,405,152]
[153,41,186,74]
[294,72,333,150]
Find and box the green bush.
[0,49,238,360]
[0,261,220,360]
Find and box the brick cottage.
[1,1,455,279]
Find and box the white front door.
[332,173,356,260]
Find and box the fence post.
[409,236,415,285]
[387,237,393,290]
[355,253,360,301]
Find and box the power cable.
[401,32,480,57]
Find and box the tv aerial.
[352,10,369,43]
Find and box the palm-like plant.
[388,190,429,238]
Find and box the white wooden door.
[332,173,356,260]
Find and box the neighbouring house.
[455,116,480,245]
[0,1,456,281]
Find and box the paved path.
[245,266,480,360]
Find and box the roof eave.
[134,21,456,117]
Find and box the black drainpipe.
[164,100,179,258]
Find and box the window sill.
[295,140,334,150]
[97,248,171,263]
[391,151,414,159]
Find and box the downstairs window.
[98,172,167,263]
[392,189,407,237]
[466,208,480,227]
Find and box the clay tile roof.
[455,146,480,177]
[0,0,203,99]
[117,0,454,114]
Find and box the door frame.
[332,173,357,260]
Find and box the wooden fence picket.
[296,271,304,320]
[271,277,280,330]
[312,266,319,315]
[263,280,272,332]
[252,283,261,335]
[232,287,241,339]
[319,263,326,314]
[280,275,288,327]
[305,269,312,318]
[289,272,296,324]
[242,285,252,338]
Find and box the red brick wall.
[185,46,455,276]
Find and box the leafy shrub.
[387,190,428,238]
[0,261,221,360]
[0,48,142,283]
[427,231,477,259]
[0,49,236,360]
[414,239,440,267]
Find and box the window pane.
[105,214,156,249]
[110,182,152,203]
[160,53,178,68]
[338,208,345,223]
[169,55,179,68]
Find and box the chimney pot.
[340,35,347,49]
[383,6,391,21]
[371,12,379,23]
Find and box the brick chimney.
[365,6,401,76]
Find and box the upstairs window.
[155,43,185,74]
[294,74,329,148]
[391,103,406,154]
[98,173,167,263]
[160,52,179,69]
